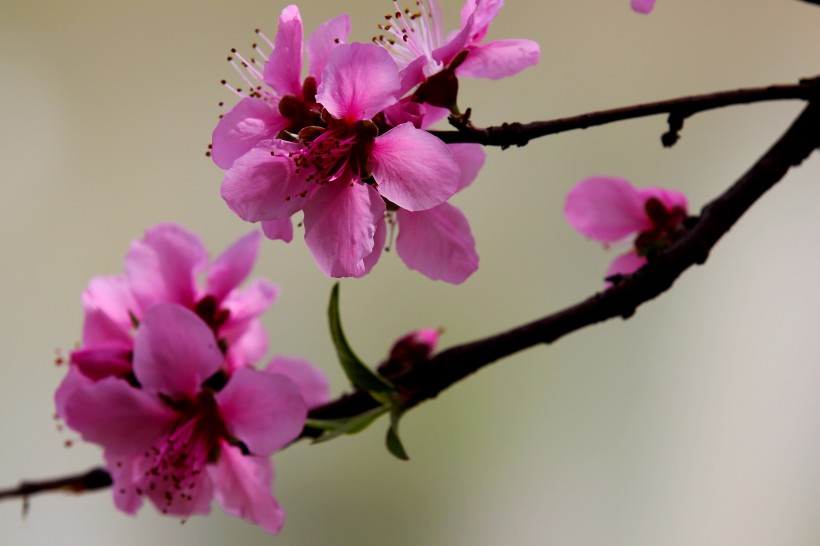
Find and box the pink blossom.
[221,43,462,278]
[62,304,313,533]
[374,0,540,97]
[631,0,656,14]
[564,176,688,281]
[211,5,350,169]
[69,223,276,387]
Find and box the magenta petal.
[307,14,350,79]
[80,275,136,346]
[261,218,294,242]
[265,356,330,409]
[211,443,285,534]
[55,366,93,420]
[303,182,386,278]
[205,230,261,303]
[223,320,268,373]
[70,343,133,381]
[448,143,486,192]
[565,176,650,242]
[63,377,175,456]
[263,5,304,97]
[361,212,386,275]
[433,16,474,68]
[631,0,656,14]
[370,123,459,211]
[458,40,541,80]
[221,144,310,222]
[606,250,647,280]
[221,278,279,336]
[211,98,288,170]
[316,43,400,121]
[396,204,478,284]
[125,223,207,311]
[216,368,307,456]
[133,304,222,397]
[460,0,504,41]
[104,452,144,514]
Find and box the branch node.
[662,111,687,147]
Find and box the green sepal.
[385,408,410,461]
[310,406,389,445]
[328,283,394,396]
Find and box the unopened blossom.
[564,176,688,281]
[373,0,540,103]
[68,223,276,390]
[631,0,656,14]
[62,304,316,533]
[211,5,350,170]
[221,42,461,278]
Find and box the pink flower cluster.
[212,1,539,283]
[564,176,688,282]
[56,224,329,533]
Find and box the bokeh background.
[2,1,820,544]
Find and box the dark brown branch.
[5,93,819,500]
[430,76,820,148]
[0,468,112,502]
[307,99,820,428]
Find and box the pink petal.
[316,43,400,121]
[396,203,478,284]
[458,39,541,80]
[361,211,387,275]
[104,452,144,514]
[370,123,459,211]
[265,356,330,409]
[261,218,294,242]
[303,182,386,278]
[433,17,474,69]
[307,14,351,79]
[63,377,175,456]
[133,304,222,397]
[460,0,504,41]
[125,223,207,311]
[216,368,307,456]
[220,144,311,223]
[220,278,279,338]
[205,230,261,303]
[211,98,288,170]
[80,275,136,346]
[210,442,285,534]
[263,5,304,97]
[54,365,93,420]
[564,176,651,242]
[638,186,688,214]
[223,319,268,373]
[70,343,133,381]
[448,143,485,192]
[606,250,647,281]
[631,0,656,14]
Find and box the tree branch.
[308,99,820,425]
[431,75,820,148]
[4,91,819,501]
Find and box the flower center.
[373,1,445,73]
[634,198,687,256]
[292,118,379,185]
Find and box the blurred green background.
[2,0,820,544]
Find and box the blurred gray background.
[2,0,820,544]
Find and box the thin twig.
[431,76,820,148]
[0,468,112,502]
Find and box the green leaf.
[310,406,389,445]
[328,283,394,395]
[385,408,410,461]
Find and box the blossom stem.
[431,75,820,148]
